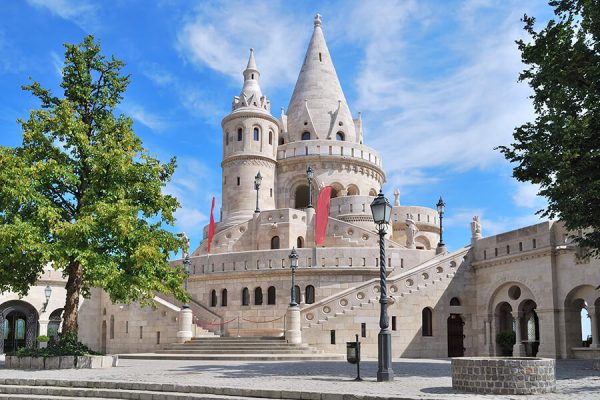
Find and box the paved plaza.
[0,355,599,399]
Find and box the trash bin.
[347,341,359,364]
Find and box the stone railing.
[277,141,383,168]
[300,247,470,327]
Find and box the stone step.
[189,336,283,341]
[119,353,344,361]
[0,385,256,400]
[166,344,310,350]
[156,349,323,354]
[0,395,115,400]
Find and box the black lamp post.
[306,165,314,208]
[182,254,191,309]
[254,171,262,213]
[370,189,394,382]
[436,196,445,249]
[289,247,298,306]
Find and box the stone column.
[38,319,49,348]
[490,316,497,356]
[285,305,301,344]
[512,311,525,357]
[536,308,558,358]
[176,308,193,344]
[589,307,599,349]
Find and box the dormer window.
[302,132,311,141]
[237,128,243,141]
[336,132,345,141]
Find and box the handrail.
[300,246,471,315]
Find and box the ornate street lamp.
[306,165,314,208]
[436,196,445,249]
[43,285,52,312]
[254,171,262,213]
[289,248,299,306]
[370,189,394,382]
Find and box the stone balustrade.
[301,247,469,326]
[277,140,382,168]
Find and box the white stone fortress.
[1,15,599,360]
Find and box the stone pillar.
[490,316,497,356]
[536,308,558,358]
[285,305,301,344]
[589,307,599,349]
[38,319,49,348]
[176,308,193,344]
[512,311,525,357]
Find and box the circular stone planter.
[4,355,118,370]
[452,357,555,395]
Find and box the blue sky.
[0,0,555,255]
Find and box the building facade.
[1,15,599,360]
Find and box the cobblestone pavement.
[0,355,599,399]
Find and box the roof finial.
[314,13,322,27]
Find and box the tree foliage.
[499,0,600,257]
[0,36,188,335]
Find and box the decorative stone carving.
[406,215,419,249]
[393,188,400,206]
[471,216,482,240]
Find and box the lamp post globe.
[254,171,262,213]
[436,196,445,248]
[306,166,314,209]
[289,248,299,306]
[369,189,394,382]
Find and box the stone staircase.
[120,336,344,361]
[301,246,471,329]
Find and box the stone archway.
[0,300,39,354]
[564,285,599,356]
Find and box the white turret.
[220,49,279,228]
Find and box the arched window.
[225,133,229,146]
[305,285,315,304]
[242,287,250,306]
[297,236,304,248]
[268,131,273,145]
[301,132,311,140]
[422,307,433,336]
[294,285,301,304]
[279,137,284,145]
[450,297,461,306]
[336,131,345,141]
[109,315,115,340]
[221,289,228,307]
[267,286,276,305]
[294,185,310,209]
[237,128,243,141]
[271,236,280,249]
[210,290,217,307]
[254,287,263,305]
[253,127,260,141]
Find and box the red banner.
[207,197,215,253]
[315,186,332,246]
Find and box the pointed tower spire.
[232,48,269,113]
[286,14,357,142]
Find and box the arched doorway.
[294,185,310,209]
[447,314,464,357]
[494,301,514,356]
[0,300,39,354]
[520,299,539,356]
[47,308,63,342]
[564,285,599,356]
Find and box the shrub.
[496,330,516,356]
[14,333,100,357]
[37,335,49,343]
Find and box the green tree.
[499,0,600,257]
[0,36,188,336]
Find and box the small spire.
[245,48,258,75]
[314,13,322,27]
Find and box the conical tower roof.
[286,14,357,142]
[232,48,270,113]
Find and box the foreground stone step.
[156,349,322,354]
[0,384,264,400]
[119,353,344,361]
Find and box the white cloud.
[119,102,166,131]
[444,206,546,237]
[50,51,63,77]
[512,182,546,209]
[346,0,540,187]
[176,1,309,90]
[26,0,98,30]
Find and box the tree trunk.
[62,258,82,336]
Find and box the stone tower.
[220,49,279,228]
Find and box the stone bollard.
[285,305,301,344]
[176,307,193,344]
